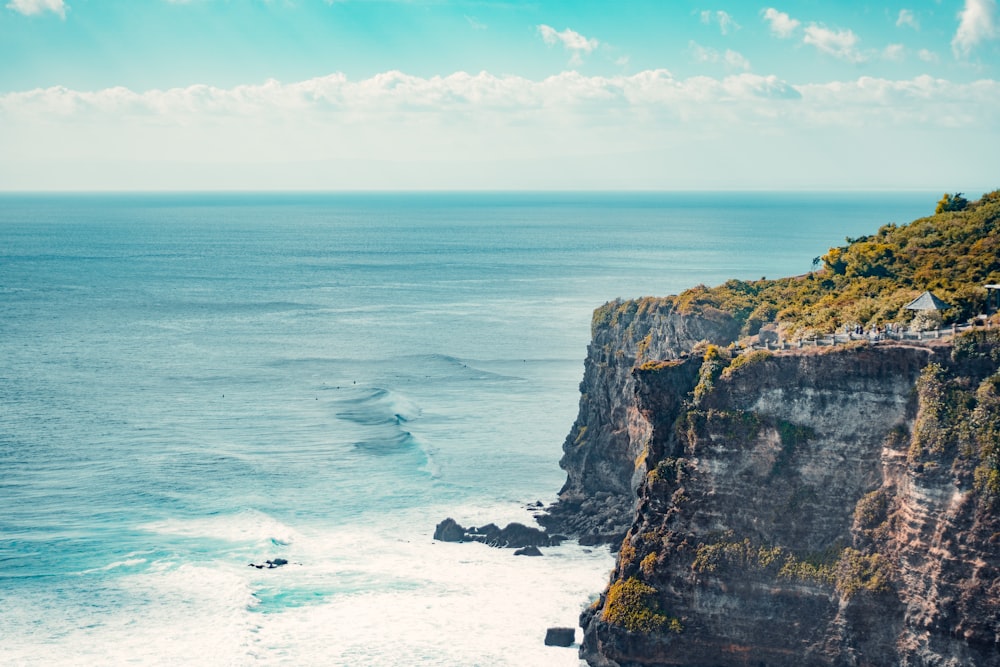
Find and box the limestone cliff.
[573,326,1000,667]
[539,298,740,545]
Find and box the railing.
[747,321,990,352]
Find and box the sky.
[1,0,998,191]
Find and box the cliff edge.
[538,298,740,545]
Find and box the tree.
[936,192,969,214]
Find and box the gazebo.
[904,291,950,312]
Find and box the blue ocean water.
[1,192,934,665]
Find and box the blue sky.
[2,0,998,190]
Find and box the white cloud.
[538,25,599,65]
[883,43,906,61]
[953,0,998,57]
[701,9,740,35]
[918,48,940,63]
[8,71,995,128]
[6,0,65,17]
[803,24,867,63]
[896,9,919,30]
[2,71,997,190]
[689,41,751,70]
[762,8,800,38]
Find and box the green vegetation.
[910,363,950,459]
[640,552,659,577]
[693,344,729,404]
[834,548,893,598]
[648,457,687,485]
[936,192,969,214]
[720,349,772,379]
[900,330,1000,506]
[973,373,1000,500]
[853,489,889,532]
[691,534,838,586]
[637,359,684,372]
[668,191,1000,338]
[691,534,890,598]
[591,296,676,336]
[602,577,682,634]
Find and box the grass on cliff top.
[595,191,1000,340]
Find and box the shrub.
[721,349,772,379]
[602,578,681,634]
[835,548,893,598]
[853,489,888,531]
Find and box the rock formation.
[554,298,1000,666]
[539,298,740,546]
[433,518,561,549]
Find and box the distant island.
[538,191,1000,666]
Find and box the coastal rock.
[575,327,1000,666]
[514,545,542,557]
[432,518,555,548]
[544,627,576,647]
[433,517,467,542]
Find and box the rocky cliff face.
[539,298,740,545]
[572,325,1000,667]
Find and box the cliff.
[538,298,740,545]
[568,323,1000,666]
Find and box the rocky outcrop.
[433,518,562,549]
[540,298,740,545]
[576,330,1000,666]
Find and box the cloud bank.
[1,70,997,190]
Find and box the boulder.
[433,518,467,542]
[496,522,549,548]
[514,546,542,557]
[544,627,576,647]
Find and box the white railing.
[748,321,990,352]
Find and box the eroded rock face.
[539,298,740,546]
[579,335,1000,667]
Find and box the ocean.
[0,192,933,665]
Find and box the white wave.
[3,504,613,666]
[77,557,147,575]
[139,509,301,547]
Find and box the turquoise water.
[0,192,933,665]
